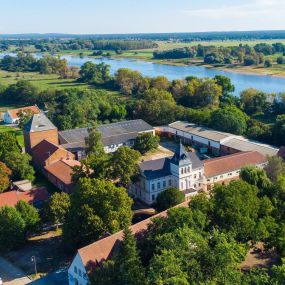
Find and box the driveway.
[0,257,30,285]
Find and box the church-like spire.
[171,142,192,166]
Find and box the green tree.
[181,78,222,108]
[114,227,147,285]
[63,178,133,250]
[109,146,140,186]
[240,88,269,115]
[151,76,170,91]
[156,187,185,211]
[133,88,177,125]
[148,249,189,285]
[17,109,34,129]
[265,155,285,182]
[134,132,159,154]
[240,166,271,190]
[0,206,26,252]
[0,132,20,161]
[4,151,35,182]
[212,180,262,242]
[277,57,285,65]
[214,75,235,97]
[48,192,70,228]
[0,161,12,193]
[16,200,40,234]
[211,106,249,135]
[79,62,111,84]
[264,59,273,67]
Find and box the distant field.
[0,70,90,90]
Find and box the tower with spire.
[170,142,197,190]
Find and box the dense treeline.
[1,60,285,145]
[2,30,285,41]
[0,53,68,76]
[153,43,285,66]
[0,39,157,52]
[0,80,126,130]
[90,157,285,284]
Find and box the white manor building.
[129,142,268,205]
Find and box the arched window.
[181,168,184,174]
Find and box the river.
[2,53,285,96]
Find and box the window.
[152,194,155,201]
[74,266,78,274]
[188,166,191,172]
[163,181,166,188]
[151,184,155,191]
[194,174,197,179]
[191,135,193,140]
[228,173,232,176]
[220,175,223,179]
[78,269,82,277]
[199,172,202,178]
[208,141,211,146]
[157,182,161,189]
[207,179,210,182]
[169,179,172,186]
[181,168,184,174]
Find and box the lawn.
[0,123,24,147]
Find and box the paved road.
[0,257,30,285]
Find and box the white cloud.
[182,0,285,29]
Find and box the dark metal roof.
[59,119,153,147]
[170,142,193,166]
[24,112,57,133]
[140,152,203,180]
[140,157,172,179]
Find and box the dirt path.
[0,256,31,285]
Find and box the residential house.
[3,105,41,124]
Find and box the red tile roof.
[8,105,41,120]
[32,139,72,165]
[204,151,267,178]
[0,187,49,208]
[78,202,188,272]
[44,159,81,186]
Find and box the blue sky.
[1,0,285,34]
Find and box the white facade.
[68,253,89,285]
[133,146,204,205]
[3,112,16,124]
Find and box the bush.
[277,57,285,64]
[264,59,272,67]
[156,187,185,211]
[134,133,159,154]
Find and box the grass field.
[0,123,24,147]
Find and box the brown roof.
[44,159,81,186]
[32,139,72,165]
[204,151,267,178]
[78,202,188,272]
[0,187,49,208]
[8,105,40,120]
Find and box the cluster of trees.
[90,156,285,284]
[34,39,157,52]
[0,201,40,252]
[0,53,68,76]
[1,60,285,145]
[153,42,285,67]
[0,132,35,192]
[0,81,127,130]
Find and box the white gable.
[68,252,89,285]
